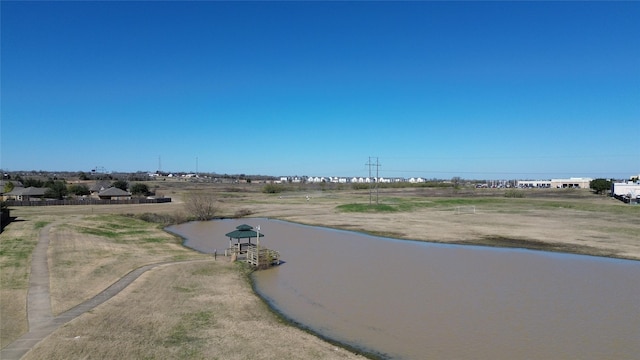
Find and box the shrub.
[112,179,129,191]
[234,209,254,218]
[131,183,150,196]
[352,183,370,190]
[262,183,285,194]
[129,212,187,225]
[3,181,15,193]
[44,180,68,200]
[68,184,90,196]
[504,189,525,198]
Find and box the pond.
[168,218,640,360]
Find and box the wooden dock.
[225,243,280,269]
[246,244,280,269]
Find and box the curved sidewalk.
[1,222,213,360]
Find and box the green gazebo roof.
[225,224,264,239]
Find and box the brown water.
[169,218,640,360]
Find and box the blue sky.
[1,1,638,179]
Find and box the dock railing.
[246,244,280,268]
[224,244,280,268]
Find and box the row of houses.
[1,180,132,202]
[279,176,429,184]
[149,173,199,178]
[282,176,602,187]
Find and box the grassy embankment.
[333,194,640,257]
[0,213,209,348]
[1,210,364,359]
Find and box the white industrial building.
[611,181,640,198]
[550,177,593,189]
[517,180,551,188]
[516,177,593,189]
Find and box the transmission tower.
[366,157,381,205]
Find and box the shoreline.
[256,216,640,262]
[177,216,639,360]
[170,222,384,359]
[246,264,388,360]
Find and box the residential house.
[89,181,112,197]
[97,187,131,200]
[3,187,47,201]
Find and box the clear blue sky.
[2,1,638,179]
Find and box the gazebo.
[224,224,280,268]
[225,224,264,255]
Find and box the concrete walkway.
[1,222,213,360]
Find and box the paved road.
[1,222,212,360]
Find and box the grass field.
[1,181,638,358]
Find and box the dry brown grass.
[2,182,639,358]
[24,260,363,360]
[208,185,640,260]
[48,214,210,315]
[0,217,53,348]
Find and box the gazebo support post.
[256,225,260,267]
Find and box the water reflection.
[169,218,640,360]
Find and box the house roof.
[89,181,112,192]
[1,180,24,188]
[98,187,130,196]
[225,224,265,240]
[4,187,47,196]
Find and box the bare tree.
[451,176,462,189]
[184,193,218,220]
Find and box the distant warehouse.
[611,180,640,203]
[550,177,593,189]
[517,177,593,189]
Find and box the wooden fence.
[5,198,172,207]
